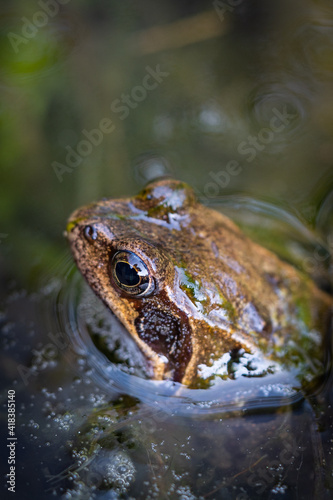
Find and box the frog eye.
[84,225,98,242]
[110,251,155,297]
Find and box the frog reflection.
[66,179,332,388]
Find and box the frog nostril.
[84,225,98,242]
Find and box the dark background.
[1,0,333,287]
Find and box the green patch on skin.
[66,217,87,233]
[238,223,309,271]
[147,204,170,218]
[176,266,236,322]
[104,212,129,221]
[266,308,325,386]
[177,266,207,310]
[67,213,130,234]
[146,199,184,219]
[191,376,215,389]
[139,181,191,201]
[294,294,312,328]
[222,299,237,322]
[276,336,324,384]
[138,181,195,219]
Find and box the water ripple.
[291,21,333,80]
[246,79,310,147]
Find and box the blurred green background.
[1,0,333,289]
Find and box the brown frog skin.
[66,178,333,388]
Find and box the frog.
[66,178,333,388]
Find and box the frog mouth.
[134,306,192,383]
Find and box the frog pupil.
[115,261,140,287]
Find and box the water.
[1,0,333,498]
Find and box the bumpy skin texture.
[66,179,332,387]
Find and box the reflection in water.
[246,80,308,145]
[198,101,231,134]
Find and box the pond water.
[1,0,333,499]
